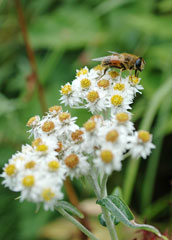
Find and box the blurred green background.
[0,0,172,239]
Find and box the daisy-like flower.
[85,88,109,114]
[76,66,89,79]
[94,144,123,175]
[56,111,78,135]
[110,91,133,114]
[128,75,144,95]
[63,151,90,178]
[82,116,104,153]
[60,83,82,107]
[111,112,135,134]
[128,130,155,159]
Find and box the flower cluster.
[1,65,155,211]
[60,65,143,114]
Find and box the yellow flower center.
[42,188,55,201]
[64,154,79,168]
[36,144,48,152]
[97,79,110,88]
[61,84,72,95]
[25,161,36,169]
[80,78,91,89]
[100,150,113,163]
[114,83,125,91]
[129,75,139,85]
[48,160,60,171]
[71,130,84,141]
[138,130,150,143]
[87,91,99,103]
[42,121,55,132]
[59,112,71,122]
[83,120,96,132]
[26,116,38,127]
[106,130,119,142]
[111,95,123,106]
[5,164,16,176]
[108,71,119,79]
[32,138,42,147]
[48,105,62,114]
[77,68,88,77]
[94,65,104,71]
[55,142,63,152]
[116,112,129,122]
[22,175,35,187]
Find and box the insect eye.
[135,58,142,69]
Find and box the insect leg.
[135,70,139,77]
[120,69,122,81]
[98,66,109,80]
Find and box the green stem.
[123,78,172,204]
[89,173,119,240]
[57,207,99,240]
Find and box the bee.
[92,51,145,77]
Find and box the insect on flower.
[92,51,145,77]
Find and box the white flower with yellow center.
[112,78,134,98]
[82,117,104,153]
[41,183,63,211]
[60,82,82,107]
[94,144,123,175]
[128,75,144,95]
[128,130,155,159]
[56,112,78,135]
[63,152,90,178]
[98,126,128,154]
[89,65,106,79]
[111,112,135,134]
[110,91,133,114]
[76,66,89,79]
[85,88,109,114]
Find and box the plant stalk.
[57,208,99,240]
[89,172,119,240]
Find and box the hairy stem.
[89,172,119,240]
[57,208,99,240]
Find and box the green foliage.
[56,201,84,218]
[97,195,168,240]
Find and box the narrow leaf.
[98,214,107,227]
[57,201,84,218]
[111,186,123,199]
[97,196,168,240]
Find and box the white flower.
[63,151,90,178]
[60,82,82,107]
[94,144,123,175]
[128,76,144,95]
[85,88,109,114]
[109,91,133,114]
[128,130,155,159]
[111,112,135,134]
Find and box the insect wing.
[107,51,119,54]
[92,56,111,62]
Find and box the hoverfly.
[92,51,145,77]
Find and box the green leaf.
[57,201,84,219]
[111,186,123,199]
[98,213,107,227]
[97,195,168,240]
[98,213,120,227]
